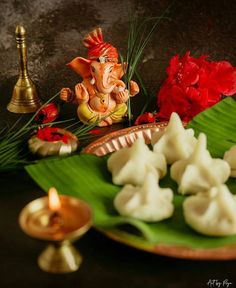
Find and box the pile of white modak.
[107,112,236,237]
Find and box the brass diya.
[7,25,41,113]
[19,188,92,273]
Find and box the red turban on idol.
[83,28,118,63]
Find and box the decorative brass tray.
[83,123,236,260]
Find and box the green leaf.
[187,97,236,158]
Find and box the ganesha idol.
[60,28,139,126]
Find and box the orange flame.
[48,187,61,212]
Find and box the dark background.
[0,0,236,287]
[0,0,236,118]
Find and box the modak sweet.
[183,185,236,236]
[152,112,196,164]
[107,138,166,186]
[171,133,230,195]
[223,145,236,177]
[114,172,174,222]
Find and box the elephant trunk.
[95,72,116,94]
[102,70,115,90]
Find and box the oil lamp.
[19,187,92,273]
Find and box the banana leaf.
[187,97,236,158]
[26,97,236,249]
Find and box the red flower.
[89,129,102,135]
[157,84,191,121]
[36,127,68,143]
[167,52,200,87]
[157,52,236,122]
[199,61,236,96]
[35,103,59,124]
[135,112,156,125]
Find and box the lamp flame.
[48,187,61,212]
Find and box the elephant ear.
[67,57,91,79]
[112,63,126,79]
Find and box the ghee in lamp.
[19,187,92,273]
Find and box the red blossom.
[135,112,156,125]
[199,61,236,96]
[35,103,59,124]
[89,129,102,135]
[36,127,68,143]
[167,52,200,87]
[157,52,236,122]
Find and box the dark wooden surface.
[0,0,236,287]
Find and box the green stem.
[124,1,176,123]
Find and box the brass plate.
[83,123,236,260]
[84,123,168,155]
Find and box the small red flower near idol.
[157,52,236,122]
[35,103,59,124]
[135,112,156,125]
[88,129,102,135]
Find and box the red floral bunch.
[156,51,236,122]
[35,103,59,124]
[37,127,68,143]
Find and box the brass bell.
[7,25,41,113]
